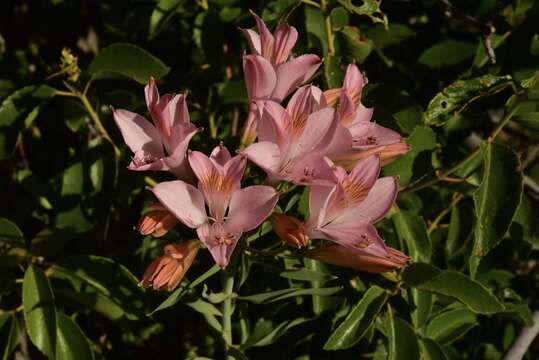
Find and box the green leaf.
[338,0,388,28]
[324,286,387,350]
[424,74,512,126]
[472,143,523,267]
[55,313,94,360]
[23,265,57,358]
[0,85,56,159]
[0,312,19,360]
[425,308,477,344]
[216,79,248,104]
[402,263,505,314]
[31,227,76,257]
[388,315,420,360]
[336,26,373,64]
[0,217,25,245]
[392,210,431,262]
[305,6,327,54]
[88,43,170,84]
[148,0,184,40]
[511,195,539,247]
[365,23,415,49]
[279,268,336,282]
[419,338,449,360]
[51,255,146,320]
[238,286,342,304]
[411,289,432,329]
[324,55,345,89]
[242,317,311,348]
[150,265,220,315]
[383,126,437,185]
[419,40,476,68]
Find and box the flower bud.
[271,214,310,248]
[135,203,178,238]
[336,142,411,171]
[306,244,410,273]
[140,240,200,291]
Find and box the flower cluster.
[113,13,410,291]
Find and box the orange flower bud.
[335,142,411,171]
[306,244,410,274]
[271,214,310,248]
[140,240,200,291]
[136,203,178,238]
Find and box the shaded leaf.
[242,317,311,348]
[324,286,387,350]
[388,315,420,360]
[0,217,25,245]
[419,337,449,360]
[392,210,431,262]
[402,263,505,314]
[419,40,476,68]
[239,286,342,304]
[336,26,373,64]
[472,142,522,274]
[0,312,19,360]
[88,43,170,84]
[338,0,388,28]
[424,75,512,126]
[425,308,477,344]
[23,265,57,358]
[55,312,94,360]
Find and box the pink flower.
[151,145,279,267]
[306,244,409,273]
[306,155,398,256]
[136,203,179,238]
[271,214,310,248]
[140,240,200,291]
[240,11,322,146]
[324,64,410,169]
[242,85,338,185]
[113,78,201,178]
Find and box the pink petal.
[144,77,159,110]
[241,28,262,55]
[223,154,247,190]
[210,143,232,168]
[242,141,282,176]
[272,54,322,102]
[316,221,388,256]
[286,85,326,127]
[197,223,240,268]
[258,101,286,143]
[346,155,381,202]
[342,63,367,101]
[308,185,335,228]
[342,176,398,224]
[188,150,217,188]
[226,185,279,232]
[128,153,168,172]
[250,11,275,60]
[283,154,337,186]
[272,24,298,64]
[243,55,277,100]
[324,124,354,159]
[113,108,163,157]
[163,123,200,176]
[352,104,374,123]
[348,121,403,148]
[151,180,207,228]
[291,107,337,160]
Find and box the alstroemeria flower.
[136,203,179,238]
[151,145,279,267]
[306,243,409,273]
[113,78,201,178]
[240,11,322,146]
[324,64,410,169]
[242,85,338,185]
[305,155,398,256]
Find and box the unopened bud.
[140,240,200,291]
[271,214,310,248]
[306,244,410,273]
[136,203,178,238]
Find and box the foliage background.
[0,0,538,359]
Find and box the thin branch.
[504,311,539,360]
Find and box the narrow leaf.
[55,313,94,360]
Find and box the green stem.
[221,270,234,355]
[320,0,335,55]
[79,93,121,157]
[402,101,522,194]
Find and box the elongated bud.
[306,244,410,273]
[135,203,178,238]
[140,240,200,291]
[336,142,411,170]
[271,214,310,248]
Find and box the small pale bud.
[271,214,310,248]
[140,240,200,291]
